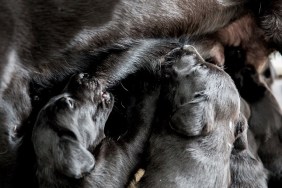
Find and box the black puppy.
[32,73,114,187]
[225,46,282,187]
[0,36,223,187]
[32,71,161,188]
[138,46,241,187]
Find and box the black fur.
[0,0,280,186]
[32,73,114,187]
[139,46,241,188]
[249,0,282,53]
[2,35,230,187]
[230,113,268,188]
[225,46,282,187]
[250,88,282,187]
[0,38,180,187]
[32,71,162,188]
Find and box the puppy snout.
[235,114,248,138]
[65,97,74,108]
[75,73,90,84]
[102,92,111,102]
[102,92,114,106]
[67,73,92,89]
[74,73,101,91]
[78,73,90,80]
[57,96,75,109]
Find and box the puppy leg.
[231,114,268,188]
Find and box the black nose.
[102,92,111,103]
[75,73,90,83]
[78,73,89,79]
[57,96,74,109]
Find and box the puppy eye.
[57,127,77,140]
[190,91,207,103]
[193,91,205,99]
[199,63,208,69]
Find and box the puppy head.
[32,73,114,179]
[163,46,240,137]
[224,46,267,103]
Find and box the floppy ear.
[54,137,95,179]
[170,103,214,136]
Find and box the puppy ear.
[54,137,95,179]
[170,103,214,136]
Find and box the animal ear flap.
[170,103,214,136]
[54,137,95,179]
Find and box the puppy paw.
[233,113,248,151]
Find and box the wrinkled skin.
[139,46,241,188]
[32,73,114,187]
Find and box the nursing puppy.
[32,71,161,188]
[0,1,275,184]
[225,46,282,187]
[235,84,281,187]
[2,38,222,187]
[138,46,241,188]
[32,73,114,187]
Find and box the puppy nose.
[77,73,90,82]
[79,73,89,79]
[65,97,74,108]
[102,92,111,103]
[68,73,90,87]
[58,96,74,109]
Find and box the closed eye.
[191,91,208,103]
[194,91,205,98]
[51,124,78,140]
[57,128,77,140]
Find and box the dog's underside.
[0,0,282,187]
[1,37,223,187]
